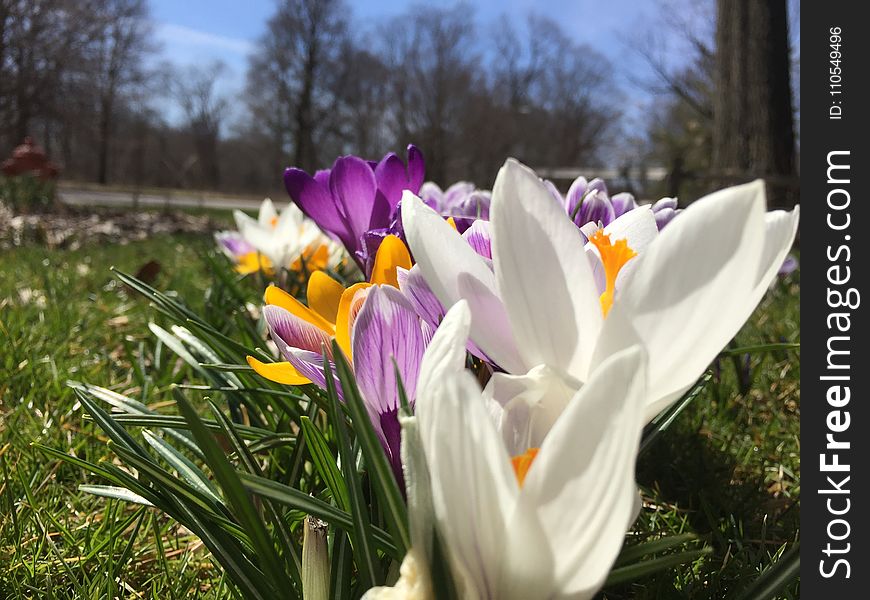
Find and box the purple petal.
[462,220,492,259]
[284,347,342,397]
[611,192,637,217]
[652,197,678,212]
[313,169,331,188]
[418,182,443,210]
[576,189,615,227]
[351,286,426,416]
[356,229,390,280]
[263,305,333,356]
[654,207,678,230]
[215,231,254,257]
[284,168,349,240]
[406,145,425,193]
[329,156,382,244]
[374,152,408,212]
[397,265,445,330]
[778,255,799,275]
[564,176,588,215]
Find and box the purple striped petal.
[263,305,333,357]
[575,189,615,227]
[654,207,679,230]
[611,192,638,217]
[652,197,678,212]
[285,347,342,397]
[462,219,492,259]
[351,286,426,416]
[397,265,445,330]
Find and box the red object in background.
[1,137,60,180]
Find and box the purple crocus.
[418,181,492,232]
[284,145,424,274]
[650,197,682,230]
[352,286,427,482]
[262,285,427,484]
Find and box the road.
[58,187,264,211]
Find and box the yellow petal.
[335,282,373,359]
[264,284,335,334]
[236,252,274,276]
[370,234,412,287]
[291,243,331,273]
[307,271,345,325]
[246,356,310,385]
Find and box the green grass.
[0,235,800,599]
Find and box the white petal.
[751,207,800,301]
[491,159,602,378]
[483,365,580,455]
[258,198,278,227]
[595,179,767,420]
[416,304,515,599]
[508,345,646,599]
[402,191,525,373]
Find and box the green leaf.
[78,485,154,507]
[322,353,382,588]
[605,547,712,587]
[141,429,223,504]
[237,472,399,558]
[299,416,350,512]
[333,342,410,556]
[172,387,292,595]
[615,533,699,566]
[640,371,712,456]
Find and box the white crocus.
[233,198,340,268]
[402,159,799,428]
[392,301,647,600]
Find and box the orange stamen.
[588,230,637,317]
[511,448,540,487]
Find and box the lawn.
[0,233,800,598]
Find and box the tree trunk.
[713,0,796,207]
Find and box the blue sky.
[149,0,713,125]
[149,0,798,132]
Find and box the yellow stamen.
[370,234,412,287]
[307,271,345,325]
[270,215,279,228]
[246,356,310,385]
[236,252,274,276]
[335,282,373,359]
[511,448,540,487]
[588,230,637,317]
[265,284,335,334]
[446,216,457,230]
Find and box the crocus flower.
[218,198,340,275]
[402,159,800,427]
[381,301,647,599]
[418,180,492,229]
[284,145,424,274]
[246,235,419,479]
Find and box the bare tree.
[90,0,155,184]
[381,4,477,183]
[175,62,228,189]
[246,0,347,173]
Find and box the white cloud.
[155,22,254,55]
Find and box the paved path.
[58,188,264,211]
